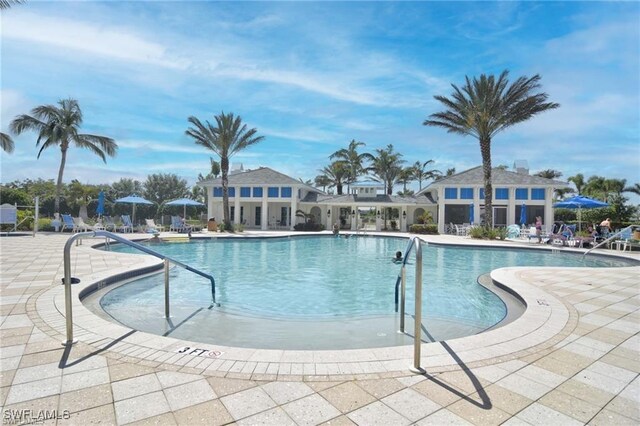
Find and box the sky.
[1,0,639,201]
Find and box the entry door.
[255,206,261,226]
[281,207,288,226]
[493,206,507,227]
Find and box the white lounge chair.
[146,219,165,232]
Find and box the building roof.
[198,167,323,194]
[351,181,384,188]
[300,192,435,206]
[417,166,570,195]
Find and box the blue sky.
[1,1,639,200]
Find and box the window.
[240,187,251,197]
[444,188,458,199]
[515,188,528,200]
[479,188,485,199]
[531,188,545,200]
[252,187,263,198]
[228,187,235,197]
[213,187,222,197]
[281,187,292,198]
[255,206,261,226]
[268,187,279,197]
[460,188,473,199]
[495,188,508,200]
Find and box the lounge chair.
[170,216,191,233]
[118,215,133,233]
[61,214,75,232]
[73,217,93,232]
[145,219,165,233]
[103,216,117,232]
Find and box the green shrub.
[390,220,398,230]
[417,211,433,224]
[294,222,325,231]
[469,225,507,240]
[38,218,54,231]
[409,224,438,234]
[234,223,244,233]
[468,226,485,239]
[217,222,226,232]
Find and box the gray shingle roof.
[198,167,322,194]
[418,166,570,194]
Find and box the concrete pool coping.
[27,230,637,379]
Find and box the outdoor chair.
[61,214,75,232]
[145,219,165,233]
[73,216,93,232]
[103,216,117,232]
[170,216,191,233]
[118,215,133,233]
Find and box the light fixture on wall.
[351,209,356,216]
[402,211,407,219]
[327,209,331,217]
[376,210,381,218]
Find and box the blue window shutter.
[281,187,292,198]
[444,188,458,199]
[531,188,545,200]
[460,188,473,199]
[240,187,251,197]
[268,187,279,197]
[213,187,222,197]
[515,188,528,200]
[495,188,509,200]
[253,187,263,197]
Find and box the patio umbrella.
[519,202,527,226]
[165,198,205,219]
[96,190,105,217]
[553,195,608,231]
[114,194,154,225]
[469,203,474,224]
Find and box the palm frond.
[0,132,14,153]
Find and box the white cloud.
[0,90,31,131]
[117,139,204,155]
[2,11,189,70]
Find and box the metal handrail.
[62,230,218,345]
[582,225,637,259]
[394,236,425,373]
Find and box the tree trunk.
[55,145,68,213]
[480,137,493,227]
[337,183,343,195]
[221,155,230,228]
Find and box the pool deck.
[0,230,638,425]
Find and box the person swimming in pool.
[392,251,403,263]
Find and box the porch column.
[401,206,408,232]
[507,187,516,226]
[207,187,214,220]
[261,186,268,230]
[545,187,554,229]
[234,191,241,225]
[290,193,297,230]
[436,188,446,233]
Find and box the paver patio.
[0,231,638,425]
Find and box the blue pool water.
[96,236,633,349]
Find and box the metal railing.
[582,225,637,259]
[394,236,425,373]
[62,230,218,345]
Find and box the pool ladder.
[395,236,425,374]
[62,230,218,346]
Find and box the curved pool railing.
[62,230,218,346]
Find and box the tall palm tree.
[568,173,585,194]
[424,70,559,226]
[10,98,117,212]
[314,174,331,192]
[319,161,349,195]
[1,132,14,153]
[412,160,441,190]
[397,167,414,193]
[534,169,562,179]
[186,112,264,227]
[370,144,404,195]
[329,139,374,194]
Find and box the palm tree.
[319,161,350,195]
[534,169,562,179]
[412,160,441,190]
[568,173,585,194]
[623,183,640,197]
[186,112,264,227]
[314,174,331,192]
[197,157,221,182]
[329,139,374,194]
[424,70,559,226]
[10,98,117,213]
[0,0,26,10]
[1,132,14,153]
[370,144,404,195]
[397,167,414,193]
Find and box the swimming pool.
[89,235,633,349]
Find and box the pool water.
[94,236,632,349]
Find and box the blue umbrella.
[519,202,527,226]
[115,194,154,225]
[554,195,608,231]
[96,190,105,217]
[469,203,474,224]
[165,198,205,219]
